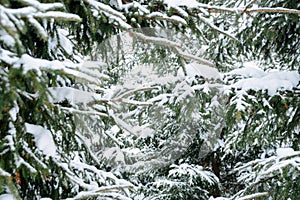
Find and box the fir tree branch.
[17,0,64,12]
[244,7,300,15]
[69,185,133,200]
[130,31,215,67]
[141,14,187,25]
[197,14,238,41]
[202,5,300,15]
[32,11,81,21]
[60,107,108,117]
[236,192,269,200]
[244,0,257,10]
[116,86,160,99]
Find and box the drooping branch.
[197,14,238,41]
[130,31,215,67]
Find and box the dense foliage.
[0,0,299,199]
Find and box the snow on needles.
[178,62,221,80]
[164,0,200,8]
[14,54,65,75]
[25,123,57,157]
[225,65,300,96]
[0,194,15,200]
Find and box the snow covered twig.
[83,0,131,29]
[130,32,215,67]
[68,184,133,200]
[17,0,64,12]
[197,14,238,41]
[236,192,269,200]
[142,12,187,25]
[199,5,300,15]
[244,7,300,15]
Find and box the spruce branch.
[244,7,300,15]
[235,192,269,200]
[130,31,215,67]
[69,185,134,200]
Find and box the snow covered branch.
[68,184,133,200]
[201,5,300,15]
[1,4,81,22]
[197,14,238,41]
[237,192,269,200]
[17,0,64,12]
[130,32,215,67]
[142,12,187,25]
[83,0,131,29]
[32,11,81,21]
[244,7,300,15]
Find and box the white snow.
[237,192,269,200]
[8,101,19,121]
[14,54,65,75]
[32,11,81,21]
[19,0,63,12]
[231,71,299,96]
[102,147,125,164]
[0,194,15,200]
[146,12,187,25]
[27,16,48,41]
[227,65,299,96]
[119,64,179,90]
[0,49,19,65]
[0,34,15,47]
[169,15,187,25]
[226,65,266,78]
[0,168,10,177]
[209,197,229,200]
[276,147,296,157]
[164,0,200,8]
[58,29,73,55]
[48,87,103,105]
[179,62,220,79]
[147,11,164,18]
[25,123,57,157]
[132,125,154,138]
[85,0,131,29]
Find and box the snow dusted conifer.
[0,0,132,199]
[0,0,299,199]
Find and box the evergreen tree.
[0,0,299,199]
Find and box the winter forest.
[0,0,299,199]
